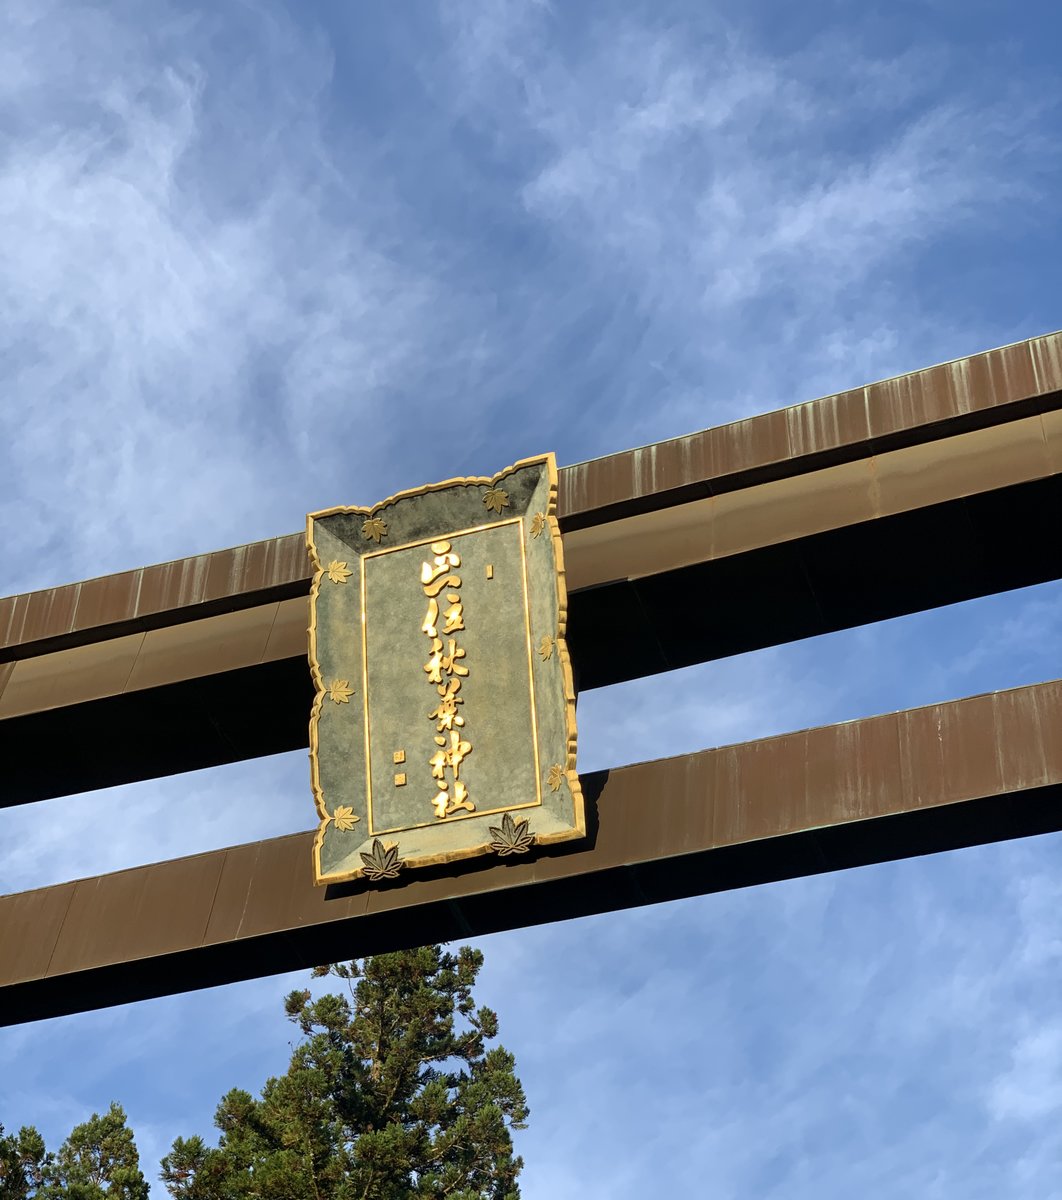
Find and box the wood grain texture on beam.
[3,677,1061,1025]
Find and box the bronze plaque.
[307,455,584,885]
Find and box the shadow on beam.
[4,473,1062,805]
[4,678,1062,1025]
[3,785,1060,1027]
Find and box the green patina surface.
[308,457,583,884]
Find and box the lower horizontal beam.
[3,678,1062,1025]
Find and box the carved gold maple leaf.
[547,764,565,792]
[538,634,554,661]
[332,805,359,831]
[329,679,354,704]
[362,516,387,544]
[360,838,402,881]
[488,812,535,856]
[483,486,510,514]
[326,560,352,584]
[530,512,547,538]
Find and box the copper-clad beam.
[3,330,1060,660]
[0,536,310,663]
[559,329,1062,526]
[2,331,1062,805]
[3,424,1062,805]
[2,677,1061,1025]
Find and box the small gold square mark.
[485,564,494,579]
[393,749,405,764]
[394,772,407,787]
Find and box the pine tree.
[161,945,529,1199]
[0,1124,48,1200]
[40,1104,149,1199]
[0,1106,148,1200]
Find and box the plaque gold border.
[307,453,584,885]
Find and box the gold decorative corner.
[360,838,403,881]
[489,812,535,856]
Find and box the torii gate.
[2,330,1061,1026]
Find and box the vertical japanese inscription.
[421,541,475,819]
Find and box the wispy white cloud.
[476,833,1062,1198]
[443,3,1057,447]
[577,642,843,771]
[925,588,1062,694]
[0,1,475,592]
[2,4,1061,1199]
[0,751,308,894]
[988,1022,1062,1122]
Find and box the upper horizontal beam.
[2,676,1061,1025]
[3,330,1061,661]
[4,338,1062,805]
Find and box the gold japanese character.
[421,542,462,596]
[423,572,461,598]
[430,730,471,781]
[442,592,464,633]
[418,540,474,821]
[432,780,474,819]
[446,780,475,815]
[424,637,468,682]
[424,637,444,684]
[421,597,439,638]
[429,679,464,731]
[441,638,467,678]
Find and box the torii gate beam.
[2,332,1061,806]
[2,331,1062,1024]
[2,677,1061,1025]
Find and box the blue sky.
[1,0,1061,1194]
